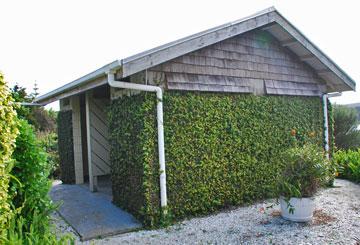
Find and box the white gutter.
[19,102,43,106]
[107,71,168,211]
[322,92,342,159]
[35,60,122,103]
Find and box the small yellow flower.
[309,131,316,138]
[335,172,339,177]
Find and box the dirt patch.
[270,210,281,217]
[311,209,337,226]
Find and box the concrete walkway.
[50,182,142,241]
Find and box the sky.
[0,0,359,110]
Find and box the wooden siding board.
[167,73,253,93]
[264,80,322,96]
[91,138,110,165]
[173,55,318,78]
[158,62,320,84]
[88,95,111,177]
[90,127,110,151]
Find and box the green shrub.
[0,212,74,245]
[277,144,329,198]
[57,111,75,184]
[109,92,325,226]
[333,105,360,150]
[333,149,360,183]
[9,119,52,223]
[0,73,19,230]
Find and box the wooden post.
[85,92,97,192]
[71,95,84,184]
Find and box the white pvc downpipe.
[322,92,342,159]
[107,71,168,210]
[322,94,330,159]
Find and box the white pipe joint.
[107,71,168,209]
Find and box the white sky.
[0,0,359,110]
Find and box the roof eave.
[35,7,356,105]
[34,60,122,104]
[271,9,356,92]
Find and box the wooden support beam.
[261,23,277,31]
[71,95,84,185]
[85,92,97,192]
[299,54,315,61]
[280,38,297,47]
[316,69,331,75]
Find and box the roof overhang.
[35,7,356,105]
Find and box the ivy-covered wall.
[109,92,324,226]
[57,110,75,184]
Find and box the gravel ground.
[52,179,360,244]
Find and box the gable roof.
[35,7,356,105]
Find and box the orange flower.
[290,129,296,136]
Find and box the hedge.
[109,92,324,227]
[57,110,75,184]
[0,73,19,230]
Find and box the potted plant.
[277,143,328,222]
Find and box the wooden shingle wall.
[149,30,325,96]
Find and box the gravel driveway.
[53,179,360,244]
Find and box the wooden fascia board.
[273,13,356,91]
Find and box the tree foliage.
[11,84,57,132]
[333,105,360,150]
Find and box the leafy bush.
[333,149,360,183]
[2,119,73,244]
[333,105,360,150]
[38,132,60,179]
[277,144,329,198]
[0,73,19,230]
[9,119,53,223]
[0,75,69,243]
[109,92,325,226]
